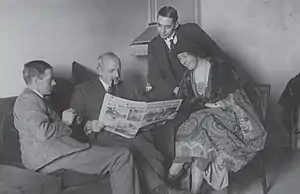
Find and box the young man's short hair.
[23,60,52,84]
[157,6,178,24]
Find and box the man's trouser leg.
[40,146,141,194]
[90,131,166,192]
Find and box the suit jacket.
[70,78,140,122]
[13,88,89,171]
[147,23,230,101]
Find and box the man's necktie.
[169,39,175,51]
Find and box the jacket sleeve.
[146,42,176,101]
[15,96,71,141]
[69,85,90,142]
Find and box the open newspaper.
[98,93,182,138]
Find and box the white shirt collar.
[165,31,176,41]
[99,77,110,92]
[30,88,43,99]
[164,31,178,49]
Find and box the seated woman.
[168,43,267,193]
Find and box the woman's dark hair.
[173,42,208,59]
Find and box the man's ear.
[97,65,102,75]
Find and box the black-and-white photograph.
[1,0,300,194]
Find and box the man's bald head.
[97,52,121,70]
[97,52,121,86]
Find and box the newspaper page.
[99,93,182,138]
[140,100,183,127]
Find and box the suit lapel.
[88,78,106,119]
[90,78,106,102]
[156,37,169,66]
[155,37,175,80]
[93,78,106,94]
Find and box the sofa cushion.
[0,97,17,162]
[0,111,22,166]
[0,165,61,194]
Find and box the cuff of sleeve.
[83,121,91,135]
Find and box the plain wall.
[201,0,300,145]
[0,0,149,98]
[1,0,299,144]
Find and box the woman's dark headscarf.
[175,41,241,105]
[173,42,208,59]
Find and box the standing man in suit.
[147,6,229,101]
[13,60,141,194]
[70,52,192,194]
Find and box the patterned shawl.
[177,57,241,116]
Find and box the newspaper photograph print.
[99,93,182,138]
[140,100,182,127]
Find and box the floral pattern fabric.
[175,89,267,172]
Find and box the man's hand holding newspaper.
[63,94,182,138]
[98,93,182,139]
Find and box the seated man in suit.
[70,52,192,194]
[13,60,141,194]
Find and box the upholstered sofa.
[0,61,270,194]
